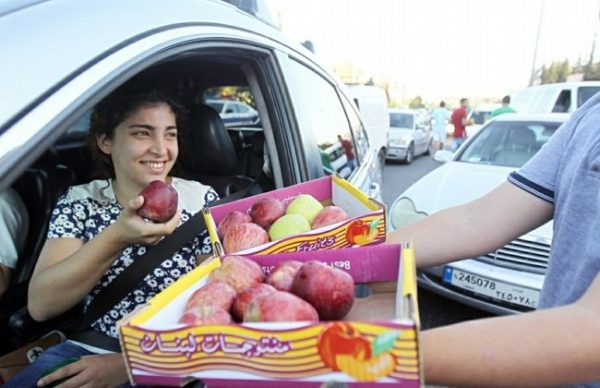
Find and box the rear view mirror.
[434,150,453,163]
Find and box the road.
[382,156,494,330]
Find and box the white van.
[346,85,390,162]
[511,81,600,114]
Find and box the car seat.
[493,128,537,167]
[181,104,260,198]
[0,151,75,351]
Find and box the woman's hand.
[112,195,181,246]
[37,353,129,388]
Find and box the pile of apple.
[218,194,350,254]
[179,255,355,324]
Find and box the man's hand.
[37,353,129,388]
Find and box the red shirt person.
[337,134,356,170]
[450,98,470,150]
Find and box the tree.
[408,96,424,109]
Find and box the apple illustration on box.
[345,219,380,246]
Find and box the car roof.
[0,0,309,132]
[491,112,570,123]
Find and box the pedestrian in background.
[338,134,357,170]
[429,101,450,154]
[491,95,516,117]
[450,98,471,151]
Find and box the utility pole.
[529,0,545,86]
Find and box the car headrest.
[508,128,535,147]
[184,104,239,175]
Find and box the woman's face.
[97,103,178,189]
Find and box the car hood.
[401,161,553,240]
[389,128,413,139]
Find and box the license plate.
[443,266,539,308]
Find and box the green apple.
[286,194,323,224]
[268,214,311,241]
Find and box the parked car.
[0,0,384,353]
[511,81,600,114]
[205,99,260,127]
[386,108,432,163]
[466,103,501,137]
[389,113,569,315]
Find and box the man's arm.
[0,264,11,298]
[387,181,554,268]
[422,272,600,386]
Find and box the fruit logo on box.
[318,322,400,382]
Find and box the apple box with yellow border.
[118,243,422,387]
[204,175,386,255]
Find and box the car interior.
[0,51,289,353]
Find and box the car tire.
[404,143,414,164]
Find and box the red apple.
[266,260,303,292]
[231,283,277,322]
[249,197,285,229]
[184,281,236,312]
[136,180,178,222]
[223,223,269,254]
[208,255,264,293]
[217,210,252,239]
[311,206,350,229]
[291,260,355,320]
[179,306,232,325]
[244,290,319,322]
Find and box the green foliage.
[408,96,424,109]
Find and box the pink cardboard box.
[119,243,421,386]
[204,175,386,255]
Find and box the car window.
[470,110,492,125]
[458,121,561,167]
[236,102,249,113]
[284,59,358,177]
[342,97,369,163]
[206,101,224,113]
[578,86,600,107]
[390,113,414,128]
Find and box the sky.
[266,0,600,103]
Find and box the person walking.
[429,101,450,153]
[491,95,516,117]
[450,98,470,151]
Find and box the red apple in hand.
[218,211,252,239]
[136,180,178,222]
[249,197,285,229]
[244,290,319,322]
[231,283,277,322]
[223,223,269,254]
[291,260,355,320]
[266,260,303,292]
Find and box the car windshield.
[470,110,492,125]
[457,120,561,167]
[390,113,414,128]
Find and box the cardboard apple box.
[118,243,421,387]
[204,175,386,255]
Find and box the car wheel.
[425,139,433,156]
[404,143,414,164]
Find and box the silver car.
[386,108,432,163]
[389,113,569,315]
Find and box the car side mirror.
[434,150,453,163]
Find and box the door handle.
[369,182,380,199]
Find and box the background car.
[205,99,261,127]
[0,0,385,353]
[511,81,600,114]
[465,103,501,137]
[389,113,569,315]
[386,108,432,164]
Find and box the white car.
[386,108,432,164]
[466,103,501,137]
[389,113,569,315]
[205,99,260,127]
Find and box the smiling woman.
[6,84,219,388]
